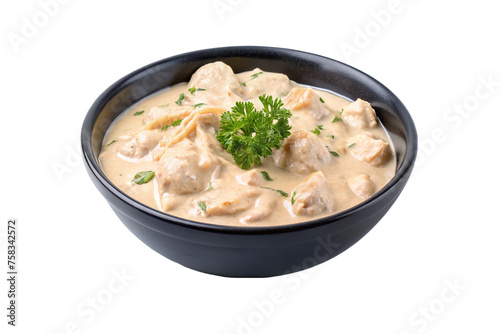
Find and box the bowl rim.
[81,45,417,235]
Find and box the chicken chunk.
[119,130,162,159]
[237,169,265,186]
[349,174,375,200]
[157,140,219,195]
[239,192,279,224]
[242,70,296,99]
[187,61,243,108]
[283,87,330,120]
[193,188,256,217]
[347,132,392,167]
[342,98,378,129]
[292,171,335,216]
[273,129,331,175]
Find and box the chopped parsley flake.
[106,139,116,146]
[171,119,182,126]
[250,71,263,80]
[197,201,207,211]
[132,171,155,185]
[311,125,324,135]
[133,110,145,116]
[260,171,274,181]
[319,97,325,103]
[175,93,185,106]
[348,143,356,148]
[332,115,343,123]
[329,151,339,157]
[291,191,297,205]
[261,186,288,197]
[192,103,206,108]
[188,87,206,95]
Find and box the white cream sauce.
[99,62,395,226]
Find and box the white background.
[2,0,499,333]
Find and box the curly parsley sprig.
[216,95,292,170]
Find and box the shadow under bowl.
[81,46,417,277]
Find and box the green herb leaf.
[319,97,325,103]
[291,191,297,205]
[197,201,207,211]
[311,125,324,135]
[216,95,292,170]
[192,103,206,108]
[175,93,185,106]
[260,171,274,181]
[332,116,343,123]
[171,119,182,126]
[161,124,169,131]
[241,82,247,86]
[106,139,116,146]
[329,135,335,140]
[339,108,344,115]
[188,87,206,95]
[348,143,356,148]
[134,110,144,116]
[159,104,170,108]
[132,171,155,185]
[206,181,213,191]
[261,186,288,197]
[250,71,263,80]
[329,151,339,157]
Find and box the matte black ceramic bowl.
[81,46,417,277]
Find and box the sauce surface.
[100,62,395,226]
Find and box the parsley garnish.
[132,171,155,185]
[106,139,116,146]
[332,116,343,123]
[192,103,206,108]
[171,119,182,126]
[329,135,335,140]
[319,97,325,103]
[197,201,207,211]
[216,95,292,170]
[241,71,264,86]
[329,151,339,157]
[188,87,206,95]
[206,182,213,191]
[261,186,288,197]
[161,124,169,131]
[339,108,344,115]
[159,104,170,108]
[250,71,263,80]
[175,93,185,106]
[134,110,144,116]
[260,171,274,181]
[291,191,297,205]
[311,125,324,135]
[348,143,356,148]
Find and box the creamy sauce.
[99,62,395,226]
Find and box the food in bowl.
[99,61,395,226]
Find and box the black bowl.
[81,46,417,277]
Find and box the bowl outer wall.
[81,46,417,277]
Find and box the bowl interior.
[82,46,416,231]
